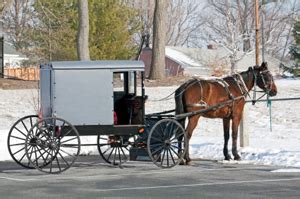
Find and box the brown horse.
[175,62,277,165]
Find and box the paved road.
[0,156,300,199]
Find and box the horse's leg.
[177,118,185,165]
[231,115,242,160]
[223,118,231,160]
[184,115,200,165]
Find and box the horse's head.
[254,62,277,96]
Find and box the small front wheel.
[25,117,80,174]
[147,119,187,168]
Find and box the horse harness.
[185,74,249,118]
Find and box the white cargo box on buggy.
[40,60,144,126]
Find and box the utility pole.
[0,19,4,78]
[255,0,260,65]
[240,0,261,148]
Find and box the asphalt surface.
[0,155,300,199]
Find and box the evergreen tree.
[290,20,300,69]
[4,0,140,63]
[88,0,140,60]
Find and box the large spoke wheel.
[147,119,187,168]
[97,135,133,166]
[25,117,80,174]
[7,115,39,169]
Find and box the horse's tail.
[175,86,186,129]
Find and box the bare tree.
[130,0,204,47]
[198,0,299,73]
[0,0,12,16]
[0,0,13,35]
[77,0,90,61]
[149,0,167,80]
[2,0,32,50]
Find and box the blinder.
[257,69,274,93]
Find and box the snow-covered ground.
[0,79,300,170]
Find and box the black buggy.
[7,61,188,174]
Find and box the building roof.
[46,60,144,71]
[165,47,201,68]
[167,46,281,74]
[4,42,27,58]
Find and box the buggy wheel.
[97,135,133,166]
[7,115,39,169]
[147,119,187,168]
[25,117,80,174]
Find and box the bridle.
[250,66,273,105]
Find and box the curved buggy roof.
[41,60,144,71]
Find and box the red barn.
[139,47,185,77]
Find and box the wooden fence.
[4,67,40,81]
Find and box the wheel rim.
[97,135,132,165]
[7,115,39,169]
[25,117,80,174]
[147,119,187,168]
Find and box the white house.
[168,46,281,76]
[4,42,28,67]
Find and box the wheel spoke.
[18,151,27,163]
[58,151,70,167]
[118,147,122,165]
[151,145,164,156]
[171,144,180,149]
[60,136,78,144]
[13,127,27,137]
[171,131,185,142]
[10,142,25,147]
[101,147,111,156]
[12,146,25,156]
[10,135,26,141]
[36,146,47,163]
[98,143,110,147]
[160,149,166,166]
[27,146,34,167]
[112,148,117,165]
[149,136,163,143]
[120,147,126,158]
[168,122,175,139]
[29,117,34,128]
[169,145,180,158]
[168,148,176,165]
[59,148,76,159]
[21,120,30,134]
[50,150,53,173]
[107,147,115,161]
[62,129,73,137]
[166,149,170,167]
[55,156,62,172]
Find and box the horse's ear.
[261,62,268,70]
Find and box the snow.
[165,47,201,67]
[1,79,300,169]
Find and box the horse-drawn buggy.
[7,61,188,174]
[7,60,277,174]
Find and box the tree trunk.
[149,0,167,80]
[77,0,90,61]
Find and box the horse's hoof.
[179,160,185,165]
[186,161,194,166]
[234,155,241,161]
[224,155,232,161]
